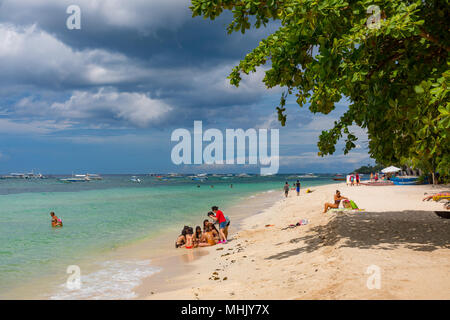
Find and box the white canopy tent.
[381,166,402,174]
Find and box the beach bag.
[342,200,351,209]
[350,200,359,209]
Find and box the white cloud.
[0,0,190,32]
[46,88,173,127]
[0,118,74,134]
[0,23,150,87]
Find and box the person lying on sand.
[50,212,63,227]
[198,223,217,247]
[323,190,348,213]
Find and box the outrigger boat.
[59,175,90,183]
[332,174,346,181]
[130,176,142,183]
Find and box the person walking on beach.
[210,206,228,244]
[356,173,360,186]
[283,182,290,198]
[295,180,301,196]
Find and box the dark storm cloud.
[0,0,282,129]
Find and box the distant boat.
[86,174,102,180]
[332,174,346,181]
[298,173,318,178]
[391,176,420,185]
[59,175,90,183]
[190,173,208,181]
[1,171,45,179]
[130,176,142,183]
[237,173,251,178]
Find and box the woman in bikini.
[198,223,217,247]
[175,227,189,248]
[323,190,348,213]
[193,226,203,247]
[50,212,63,227]
[185,227,194,249]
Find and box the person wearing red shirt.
[210,206,227,243]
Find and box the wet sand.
[143,183,450,300]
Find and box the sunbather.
[323,190,348,213]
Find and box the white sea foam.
[50,259,160,300]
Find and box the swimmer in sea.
[50,212,63,227]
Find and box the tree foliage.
[354,163,384,174]
[190,0,449,178]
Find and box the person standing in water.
[50,212,63,227]
[283,182,290,198]
[295,180,301,196]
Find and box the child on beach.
[284,182,290,198]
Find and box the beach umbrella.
[381,166,401,174]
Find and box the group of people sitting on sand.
[175,206,230,249]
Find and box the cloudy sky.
[0,0,374,174]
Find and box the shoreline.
[144,183,449,300]
[0,184,285,299]
[133,188,283,298]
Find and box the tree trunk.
[431,172,436,185]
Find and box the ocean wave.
[50,259,160,300]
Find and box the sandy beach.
[143,183,450,300]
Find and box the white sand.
[144,183,450,300]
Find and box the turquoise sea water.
[0,174,333,299]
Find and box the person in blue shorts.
[295,180,301,196]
